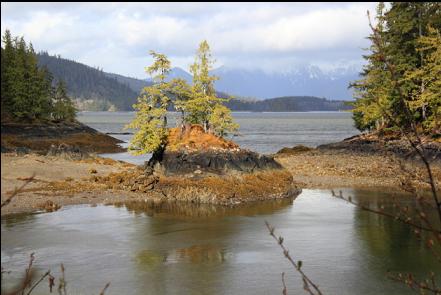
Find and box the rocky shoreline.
[316,133,441,162]
[2,130,440,216]
[1,121,125,154]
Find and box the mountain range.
[155,65,358,100]
[37,53,356,111]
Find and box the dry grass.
[157,169,296,203]
[166,124,239,152]
[89,167,296,205]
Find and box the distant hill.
[225,96,351,112]
[104,72,151,94]
[37,52,151,111]
[36,53,353,112]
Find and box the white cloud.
[1,2,379,78]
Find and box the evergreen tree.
[126,51,173,155]
[1,29,77,123]
[1,30,17,118]
[127,41,240,156]
[405,26,441,131]
[350,3,391,132]
[168,78,192,127]
[350,2,441,134]
[53,80,76,122]
[187,40,233,132]
[208,104,239,137]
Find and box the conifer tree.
[1,29,78,123]
[187,40,232,132]
[53,80,76,122]
[126,51,173,155]
[168,78,192,127]
[208,104,239,137]
[350,2,391,131]
[405,26,441,131]
[350,2,441,134]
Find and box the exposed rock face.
[1,121,124,154]
[318,134,441,162]
[146,149,283,176]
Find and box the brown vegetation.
[166,124,239,152]
[92,167,298,205]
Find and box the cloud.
[1,2,378,78]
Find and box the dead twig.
[99,282,110,295]
[26,270,50,295]
[265,221,322,295]
[1,173,35,208]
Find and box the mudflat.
[2,145,440,215]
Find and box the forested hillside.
[37,52,149,111]
[35,53,351,112]
[225,96,351,112]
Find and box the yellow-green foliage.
[126,51,172,155]
[127,42,240,155]
[186,40,235,132]
[209,104,239,137]
[404,26,441,131]
[350,3,441,134]
[169,78,192,125]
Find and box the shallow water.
[77,111,359,165]
[2,189,439,295]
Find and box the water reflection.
[1,189,439,295]
[110,197,295,219]
[349,189,441,290]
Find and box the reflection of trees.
[111,197,295,220]
[118,198,295,294]
[352,190,441,279]
[175,244,227,264]
[1,212,38,228]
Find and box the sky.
[1,2,379,79]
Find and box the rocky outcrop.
[146,149,283,176]
[1,121,124,154]
[318,134,441,162]
[95,124,300,205]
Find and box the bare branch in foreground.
[99,282,111,295]
[1,173,35,208]
[282,272,287,295]
[265,221,323,295]
[387,272,441,294]
[331,190,440,235]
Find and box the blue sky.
[1,2,379,78]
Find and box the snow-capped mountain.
[166,65,360,100]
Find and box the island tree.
[126,51,173,155]
[127,41,239,156]
[187,40,237,136]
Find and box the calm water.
[77,111,359,165]
[1,189,439,295]
[2,112,437,294]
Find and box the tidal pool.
[1,189,439,295]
